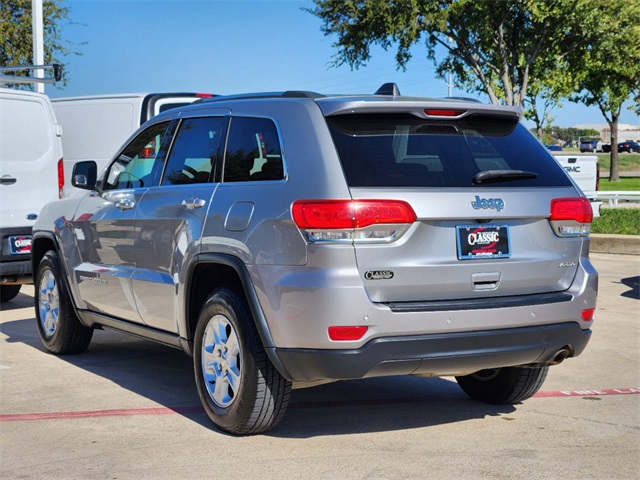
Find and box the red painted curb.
[1,388,638,423]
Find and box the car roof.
[169,89,523,122]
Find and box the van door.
[132,115,227,332]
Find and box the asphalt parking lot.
[1,252,638,480]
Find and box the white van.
[52,93,212,195]
[0,66,64,302]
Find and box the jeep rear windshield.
[326,113,572,188]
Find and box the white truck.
[553,154,601,217]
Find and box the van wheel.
[455,366,548,404]
[35,250,93,354]
[0,285,21,303]
[193,287,291,435]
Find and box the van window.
[223,117,284,182]
[161,117,226,186]
[0,98,50,162]
[103,122,172,190]
[327,114,572,188]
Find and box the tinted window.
[103,122,172,190]
[161,117,226,186]
[327,114,572,188]
[223,117,284,182]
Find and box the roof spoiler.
[0,64,62,86]
[375,83,401,96]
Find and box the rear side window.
[223,117,284,182]
[326,114,572,188]
[161,117,226,186]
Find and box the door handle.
[116,199,135,211]
[182,198,206,210]
[0,176,17,185]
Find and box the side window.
[161,117,226,186]
[103,122,171,190]
[223,117,284,182]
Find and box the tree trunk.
[609,112,620,182]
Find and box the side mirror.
[72,161,98,190]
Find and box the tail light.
[57,158,64,198]
[291,199,416,243]
[549,197,592,237]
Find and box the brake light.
[57,158,64,198]
[549,197,592,237]
[291,200,416,243]
[328,326,368,341]
[424,109,466,117]
[196,93,213,98]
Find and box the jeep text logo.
[471,196,504,212]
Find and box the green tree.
[525,85,559,140]
[0,0,81,87]
[308,0,593,108]
[568,0,640,182]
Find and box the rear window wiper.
[473,170,538,185]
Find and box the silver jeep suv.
[31,86,597,434]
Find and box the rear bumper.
[272,322,591,382]
[1,227,33,282]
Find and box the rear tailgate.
[350,187,583,303]
[320,103,589,304]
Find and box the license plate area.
[8,236,32,255]
[456,225,510,260]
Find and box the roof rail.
[203,90,324,103]
[0,64,62,86]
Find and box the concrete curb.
[590,234,640,255]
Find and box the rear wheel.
[455,366,548,404]
[193,287,291,435]
[34,250,93,354]
[0,284,21,303]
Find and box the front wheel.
[193,288,291,435]
[34,250,93,354]
[455,366,548,404]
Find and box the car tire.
[193,287,291,435]
[34,250,93,354]
[455,366,548,404]
[0,284,21,303]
